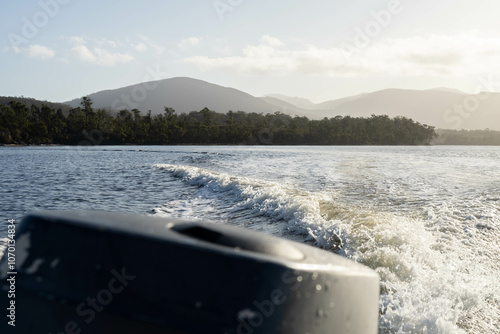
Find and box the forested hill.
[0,96,72,114]
[0,98,436,146]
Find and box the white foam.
[154,164,344,247]
[154,163,500,333]
[0,238,8,259]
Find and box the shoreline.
[0,144,63,147]
[2,143,500,147]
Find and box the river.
[0,145,499,333]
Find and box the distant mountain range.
[261,87,497,130]
[66,77,314,117]
[16,76,500,130]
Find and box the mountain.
[264,94,317,110]
[428,87,468,95]
[268,88,500,130]
[66,77,311,117]
[64,77,500,130]
[314,93,367,111]
[318,88,500,130]
[259,96,328,119]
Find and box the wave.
[0,238,7,259]
[154,164,500,333]
[154,163,344,249]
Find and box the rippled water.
[1,145,499,333]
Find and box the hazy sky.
[2,0,500,103]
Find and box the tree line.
[435,129,500,145]
[0,97,437,145]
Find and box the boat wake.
[153,164,500,334]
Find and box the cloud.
[9,44,55,60]
[71,45,96,62]
[68,36,86,46]
[178,37,201,50]
[133,42,147,52]
[403,53,463,66]
[137,34,165,56]
[183,37,366,76]
[97,38,118,48]
[182,33,500,77]
[64,34,169,65]
[66,35,135,66]
[71,45,133,66]
[92,48,133,66]
[260,35,284,48]
[29,45,55,59]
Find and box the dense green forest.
[0,96,72,114]
[0,97,436,145]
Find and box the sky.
[2,0,500,103]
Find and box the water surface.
[1,145,499,333]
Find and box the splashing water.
[154,157,500,334]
